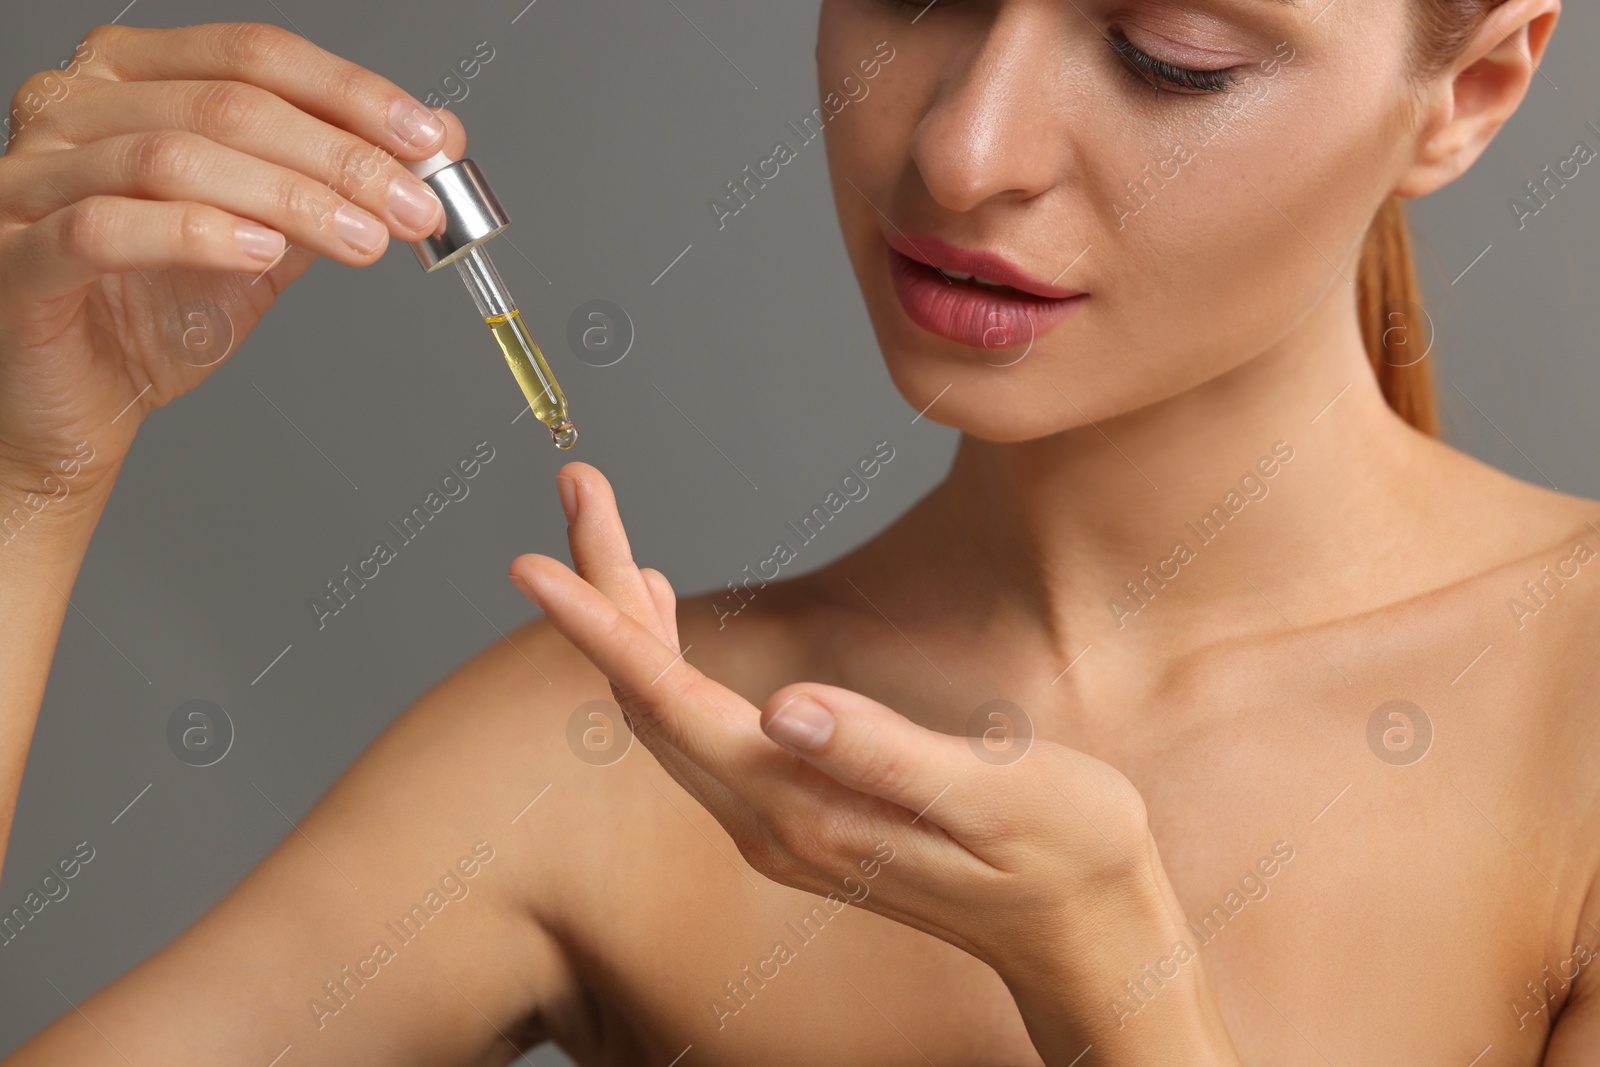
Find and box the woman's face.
[817,0,1424,440]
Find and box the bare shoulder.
[1426,443,1600,955]
[1415,433,1600,716]
[6,617,618,1064]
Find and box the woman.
[0,0,1587,1062]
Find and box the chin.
[874,337,1093,444]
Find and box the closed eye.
[877,0,1243,97]
[1106,28,1241,94]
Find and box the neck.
[922,288,1430,677]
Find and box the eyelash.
[1106,28,1239,94]
[879,1,1241,97]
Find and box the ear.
[1394,0,1561,199]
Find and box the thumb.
[760,683,976,825]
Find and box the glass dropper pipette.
[403,149,577,450]
[456,244,577,448]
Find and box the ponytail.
[1356,196,1440,437]
[1367,0,1518,437]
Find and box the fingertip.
[557,460,605,486]
[762,694,836,752]
[761,686,823,728]
[509,552,565,590]
[385,103,467,164]
[559,462,620,524]
[508,555,541,602]
[434,107,468,161]
[766,682,859,718]
[234,220,287,266]
[555,473,578,525]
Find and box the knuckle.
[129,129,203,187]
[326,65,369,112]
[327,136,385,199]
[80,24,122,55]
[214,22,292,69]
[278,176,341,231]
[735,828,796,881]
[190,80,266,139]
[598,607,641,666]
[851,742,910,797]
[768,807,838,866]
[8,69,72,134]
[11,71,55,113]
[59,196,114,257]
[177,204,214,248]
[1107,785,1152,852]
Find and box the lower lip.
[886,245,1087,351]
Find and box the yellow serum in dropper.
[485,310,578,449]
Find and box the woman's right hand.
[0,21,465,504]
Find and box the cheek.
[1050,76,1408,416]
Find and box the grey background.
[0,1,1595,1062]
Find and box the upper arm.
[5,619,605,1066]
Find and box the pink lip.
[883,232,1088,351]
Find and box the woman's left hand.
[509,463,1240,1065]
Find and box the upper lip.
[884,231,1087,300]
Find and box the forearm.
[0,464,117,880]
[996,863,1243,1066]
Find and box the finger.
[3,67,89,153]
[0,196,290,307]
[13,74,464,159]
[508,553,765,853]
[2,133,440,265]
[8,78,450,241]
[556,463,670,644]
[509,552,765,779]
[639,567,681,652]
[760,683,983,831]
[80,23,451,159]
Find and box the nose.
[909,8,1066,213]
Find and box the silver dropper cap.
[403,149,511,272]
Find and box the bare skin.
[5,2,1600,1064]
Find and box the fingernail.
[765,697,834,751]
[334,204,386,254]
[389,98,446,150]
[509,572,537,602]
[234,222,285,263]
[387,175,443,231]
[555,474,578,524]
